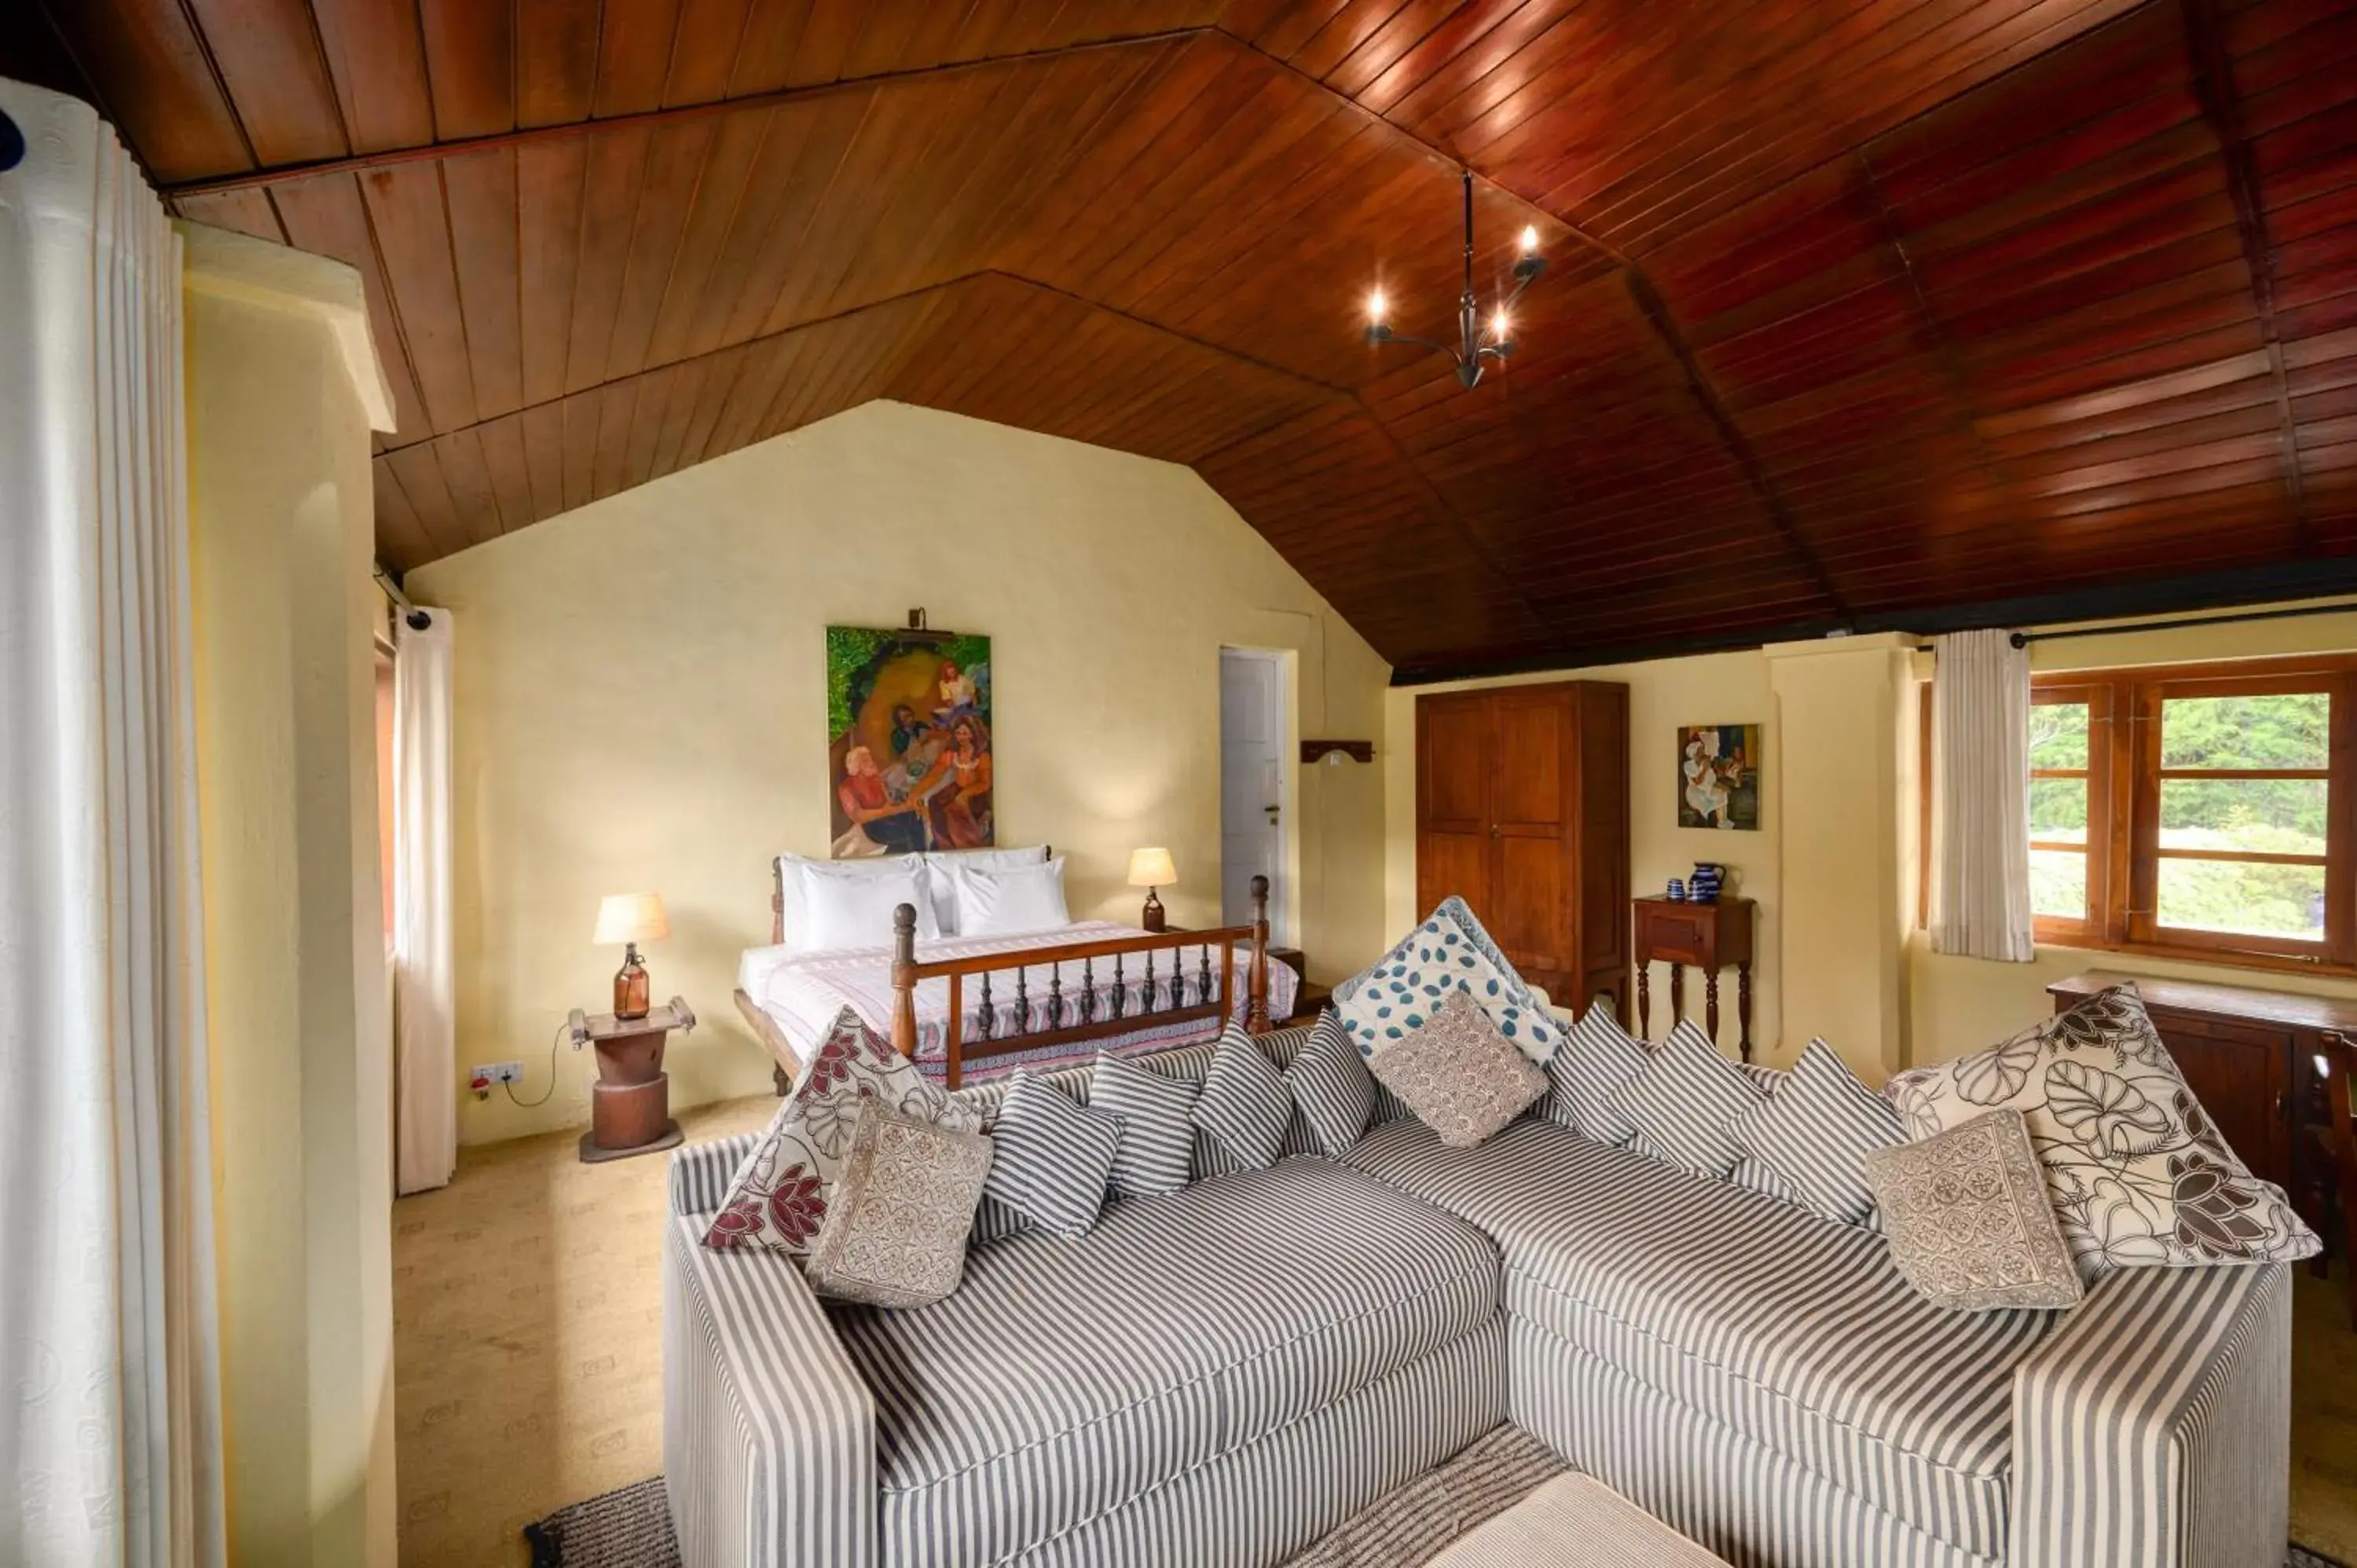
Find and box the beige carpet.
[394,1094,2357,1566]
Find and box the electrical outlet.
[472,1061,523,1086]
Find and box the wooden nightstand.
[571,998,695,1163]
[1633,896,1755,1061]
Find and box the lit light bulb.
[1366,289,1388,322]
[1519,224,1540,255]
[1492,309,1510,340]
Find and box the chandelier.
[1363,169,1547,389]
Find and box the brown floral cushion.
[803,1104,994,1310]
[1884,984,2318,1280]
[702,1006,981,1258]
[1864,1110,2084,1310]
[1368,986,1549,1149]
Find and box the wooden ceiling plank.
[442,146,524,422]
[171,186,289,243]
[596,0,688,119]
[309,0,435,153]
[726,0,817,97]
[783,0,868,88]
[38,0,255,180]
[643,107,774,368]
[518,400,566,522]
[177,0,349,163]
[515,137,589,408]
[433,425,503,545]
[650,353,715,475]
[678,340,757,465]
[665,0,757,106]
[625,362,680,489]
[562,123,655,396]
[358,160,481,432]
[558,387,600,511]
[416,0,515,141]
[515,0,601,127]
[711,88,875,346]
[476,410,534,531]
[602,116,724,383]
[383,439,462,550]
[370,456,437,568]
[591,379,643,500]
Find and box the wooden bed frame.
[732,859,1273,1093]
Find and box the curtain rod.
[1914,597,2357,652]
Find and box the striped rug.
[522,1450,2351,1568]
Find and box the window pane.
[2157,778,2328,857]
[2029,777,2087,841]
[2030,848,2087,922]
[2160,691,2329,769]
[2029,702,2090,769]
[2157,858,2326,940]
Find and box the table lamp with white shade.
[594,892,669,1020]
[1127,848,1177,932]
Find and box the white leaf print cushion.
[1883,984,2318,1281]
[1332,896,1563,1064]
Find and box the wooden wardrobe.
[1414,681,1631,1021]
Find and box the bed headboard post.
[770,858,785,944]
[889,902,920,1059]
[1245,874,1272,1034]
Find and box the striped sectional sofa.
[662,1021,2292,1568]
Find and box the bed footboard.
[890,874,1273,1087]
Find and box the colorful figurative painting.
[1677,724,1761,831]
[827,627,994,857]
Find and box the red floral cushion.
[701,1006,980,1257]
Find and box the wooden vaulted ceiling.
[8,0,2355,680]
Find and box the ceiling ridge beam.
[1622,268,1852,620]
[2178,0,2310,548]
[159,27,1211,197]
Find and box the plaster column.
[181,222,400,1568]
[1764,634,1918,1080]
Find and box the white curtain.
[0,80,227,1568]
[1929,628,2036,962]
[394,608,457,1194]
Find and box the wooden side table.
[572,997,695,1163]
[1633,896,1755,1061]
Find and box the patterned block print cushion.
[1885,984,2319,1280]
[1367,987,1549,1149]
[1334,897,1563,1064]
[1864,1109,2084,1312]
[803,1104,995,1310]
[702,1006,981,1257]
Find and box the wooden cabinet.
[2047,969,2357,1221]
[1415,681,1630,1020]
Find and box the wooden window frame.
[1920,653,2357,977]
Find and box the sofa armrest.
[2010,1262,2290,1568]
[663,1215,875,1568]
[670,1133,761,1218]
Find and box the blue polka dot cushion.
[1332,897,1563,1063]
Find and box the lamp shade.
[593,892,670,945]
[1126,848,1177,888]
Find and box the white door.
[1219,649,1287,934]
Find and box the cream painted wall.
[405,400,1391,1145]
[1383,650,1786,1057]
[183,225,397,1568]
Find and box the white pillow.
[920,845,1048,935]
[775,852,925,953]
[944,857,1069,938]
[797,860,937,952]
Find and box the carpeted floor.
[396,1093,2357,1566]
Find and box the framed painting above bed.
[827,624,992,857]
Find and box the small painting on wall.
[827,625,993,857]
[1677,724,1761,831]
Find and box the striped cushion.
[1091,1052,1199,1200]
[1347,1118,2061,1559]
[1287,1009,1376,1156]
[1192,1020,1294,1171]
[1728,1156,1807,1207]
[1605,1021,1758,1179]
[824,1158,1502,1568]
[1729,1039,1906,1229]
[980,1072,1122,1240]
[1540,1002,1650,1145]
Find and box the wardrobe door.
[1487,686,1575,998]
[1417,691,1494,918]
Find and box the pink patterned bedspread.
[739,921,1296,1083]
